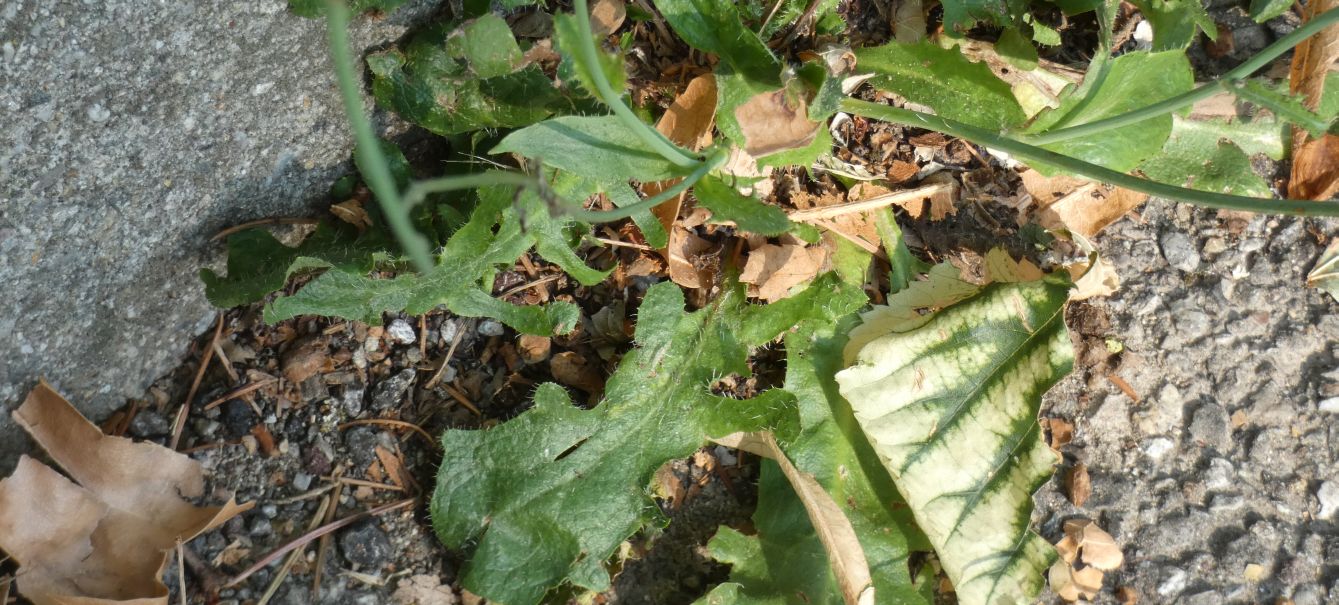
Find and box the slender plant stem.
[325,0,434,273]
[842,98,1339,216]
[571,0,699,167]
[1019,6,1339,145]
[1230,80,1329,136]
[402,171,538,209]
[569,150,727,222]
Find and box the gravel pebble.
[249,516,273,537]
[292,472,313,492]
[1160,231,1201,272]
[478,320,505,337]
[340,519,392,570]
[387,318,417,345]
[1317,481,1338,520]
[371,368,416,411]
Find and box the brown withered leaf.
[0,381,248,605]
[1289,134,1339,200]
[392,574,457,605]
[1062,518,1124,571]
[1043,417,1075,450]
[550,351,604,395]
[1048,559,1104,602]
[739,243,829,302]
[517,334,552,365]
[1115,586,1140,605]
[331,199,372,231]
[647,74,718,237]
[667,227,718,289]
[1065,462,1091,507]
[1019,169,1147,238]
[282,334,328,384]
[588,0,626,36]
[735,89,820,157]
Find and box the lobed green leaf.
[856,41,1026,129]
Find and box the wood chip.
[1065,462,1091,507]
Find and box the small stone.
[1209,494,1245,513]
[342,382,366,416]
[1292,584,1323,605]
[220,400,257,439]
[261,504,279,518]
[249,517,273,537]
[387,319,416,345]
[344,427,381,469]
[1201,236,1228,256]
[440,320,460,346]
[1316,481,1339,520]
[1187,403,1230,451]
[1182,591,1222,605]
[1243,563,1266,582]
[371,368,416,411]
[1157,568,1187,597]
[339,519,392,570]
[303,443,333,476]
[478,320,505,337]
[129,411,171,438]
[292,472,314,491]
[1202,458,1234,491]
[1160,231,1201,272]
[1143,437,1175,461]
[1318,396,1339,413]
[87,103,111,122]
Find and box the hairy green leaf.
[432,276,856,604]
[201,223,392,308]
[1028,50,1194,172]
[836,280,1073,605]
[492,115,688,182]
[694,175,793,236]
[368,22,569,135]
[654,0,781,86]
[939,0,1027,33]
[553,12,629,97]
[1249,0,1293,22]
[1233,80,1331,137]
[264,186,597,332]
[856,42,1026,129]
[1138,115,1278,196]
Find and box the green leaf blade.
[836,281,1074,605]
[492,115,687,182]
[855,42,1026,129]
[694,175,793,236]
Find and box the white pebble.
[1157,568,1187,596]
[478,320,505,337]
[87,103,111,122]
[1318,396,1339,414]
[1143,437,1174,461]
[1317,481,1339,520]
[387,318,416,345]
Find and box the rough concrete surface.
[1039,204,1339,604]
[0,0,437,472]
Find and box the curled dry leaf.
[666,227,718,289]
[1288,0,1339,199]
[1061,518,1124,571]
[549,351,604,394]
[587,0,626,37]
[1043,417,1076,451]
[0,381,248,605]
[647,74,718,236]
[1019,169,1148,238]
[1048,558,1105,602]
[331,198,373,231]
[282,334,328,384]
[1065,462,1091,507]
[740,243,830,302]
[713,432,875,605]
[735,89,821,157]
[1290,135,1339,201]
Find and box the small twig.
[425,319,469,390]
[274,483,337,505]
[335,476,406,491]
[201,379,278,411]
[499,275,562,299]
[211,217,320,242]
[174,314,225,450]
[443,383,483,416]
[313,469,344,595]
[259,497,331,605]
[785,182,955,222]
[594,237,654,251]
[225,498,415,588]
[211,341,240,383]
[339,418,440,449]
[176,540,187,605]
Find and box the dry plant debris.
[1049,518,1125,602]
[1288,0,1339,200]
[0,381,248,605]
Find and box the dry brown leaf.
[646,74,718,237]
[1115,586,1140,605]
[1044,417,1075,450]
[375,445,408,490]
[392,574,457,605]
[718,433,875,605]
[1048,558,1104,602]
[331,199,372,231]
[1065,462,1092,507]
[517,335,552,364]
[1019,169,1147,238]
[550,351,604,394]
[666,227,717,289]
[0,381,248,605]
[1063,518,1124,571]
[1289,134,1339,200]
[735,89,820,157]
[282,334,328,384]
[893,0,926,43]
[588,0,626,36]
[1067,254,1120,301]
[740,243,829,302]
[211,539,251,567]
[983,248,1044,283]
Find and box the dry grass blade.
[786,181,956,222]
